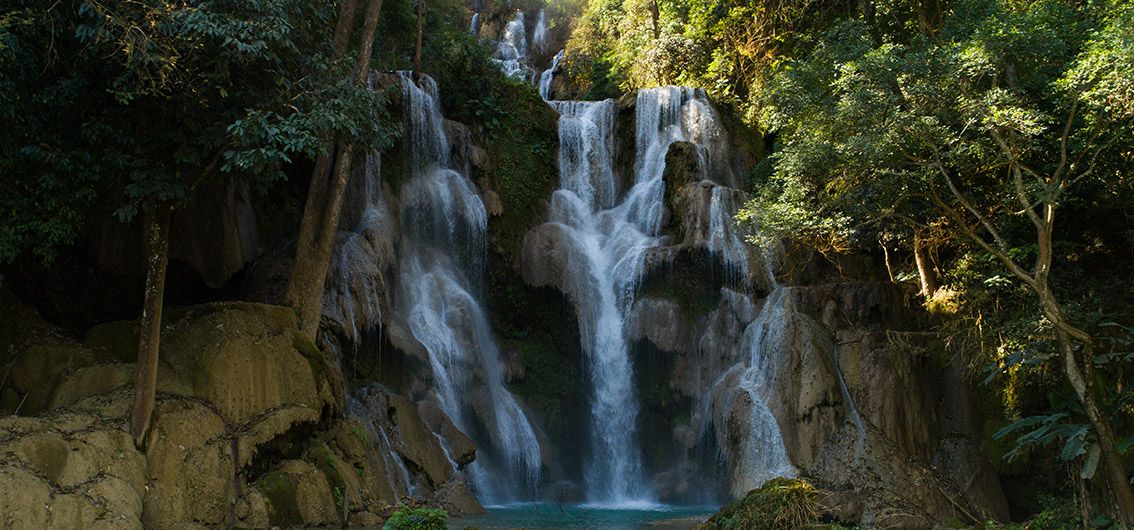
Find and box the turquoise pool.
[449,502,718,530]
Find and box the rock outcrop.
[0,301,484,528]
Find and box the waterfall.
[706,186,750,281]
[494,11,528,79]
[532,9,547,51]
[469,12,479,35]
[538,50,564,100]
[394,72,542,502]
[729,287,797,494]
[546,99,654,505]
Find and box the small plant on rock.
[383,505,448,530]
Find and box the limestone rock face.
[352,386,486,516]
[520,222,575,293]
[169,175,258,289]
[418,401,477,466]
[142,399,232,529]
[0,411,145,530]
[2,342,101,415]
[156,303,336,426]
[0,301,375,529]
[628,297,690,354]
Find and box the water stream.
[393,71,542,502]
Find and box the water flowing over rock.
[532,9,548,52]
[387,72,542,503]
[538,49,564,100]
[494,11,529,79]
[536,98,653,504]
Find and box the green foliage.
[744,0,1134,514]
[562,0,849,114]
[383,506,448,530]
[983,495,1082,530]
[1,0,397,268]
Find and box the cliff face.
[0,301,483,529]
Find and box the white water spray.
[395,72,542,502]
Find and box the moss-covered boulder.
[695,478,825,530]
[256,460,338,527]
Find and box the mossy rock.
[697,478,826,530]
[256,460,339,527]
[83,320,141,363]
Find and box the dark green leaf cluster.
[1,0,398,266]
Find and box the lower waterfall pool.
[449,503,718,529]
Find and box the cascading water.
[706,187,750,281]
[394,71,542,502]
[538,50,564,100]
[532,9,547,51]
[537,86,779,504]
[494,11,528,79]
[728,286,797,493]
[546,99,652,505]
[469,12,479,35]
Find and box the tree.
[745,1,1134,519]
[283,0,387,341]
[414,0,426,75]
[1,0,392,448]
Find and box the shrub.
[383,506,448,530]
[701,478,826,530]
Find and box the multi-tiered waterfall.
[526,85,794,504]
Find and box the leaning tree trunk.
[284,0,385,340]
[130,202,172,449]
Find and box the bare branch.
[930,145,1011,252]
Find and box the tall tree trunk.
[913,233,937,296]
[130,202,171,449]
[414,0,426,75]
[284,0,385,340]
[649,0,660,39]
[284,0,362,339]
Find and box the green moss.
[639,250,724,323]
[305,440,347,510]
[383,506,448,530]
[256,469,302,527]
[481,85,560,259]
[485,248,584,455]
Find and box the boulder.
[417,401,477,466]
[330,419,410,507]
[256,460,339,527]
[628,297,690,354]
[519,222,575,293]
[432,475,485,516]
[155,303,337,426]
[386,394,454,487]
[142,399,232,529]
[2,341,104,415]
[49,363,134,411]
